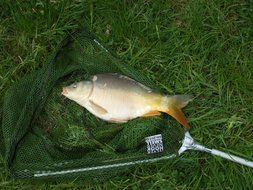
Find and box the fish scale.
[90,86,146,120]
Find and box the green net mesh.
[0,29,185,181]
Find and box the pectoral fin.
[142,110,161,117]
[89,100,108,115]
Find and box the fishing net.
[0,29,185,181]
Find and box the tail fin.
[161,95,192,129]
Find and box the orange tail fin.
[162,95,192,129]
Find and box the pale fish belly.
[87,86,153,122]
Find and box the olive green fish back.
[0,29,184,181]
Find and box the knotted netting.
[0,29,185,181]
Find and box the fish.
[61,73,192,129]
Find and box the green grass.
[1,0,253,189]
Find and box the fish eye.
[72,83,77,88]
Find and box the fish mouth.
[61,87,68,95]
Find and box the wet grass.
[1,0,253,189]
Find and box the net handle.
[179,132,253,168]
[33,154,176,178]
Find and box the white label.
[145,134,163,154]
